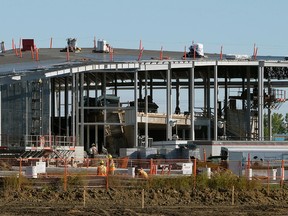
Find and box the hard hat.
[100,160,104,165]
[108,154,112,159]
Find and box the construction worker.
[97,160,107,176]
[108,154,115,175]
[90,143,98,158]
[138,168,149,179]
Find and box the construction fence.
[0,157,287,191]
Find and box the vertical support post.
[65,77,69,137]
[80,73,85,148]
[214,62,218,141]
[141,189,145,209]
[267,78,272,141]
[149,158,153,174]
[206,70,211,140]
[166,62,172,140]
[18,158,22,191]
[64,158,67,192]
[258,61,265,141]
[267,161,270,195]
[83,186,86,207]
[134,70,139,147]
[102,73,107,148]
[232,186,234,205]
[193,158,197,189]
[280,159,285,187]
[203,148,206,162]
[189,63,195,140]
[145,70,149,147]
[224,71,228,121]
[75,73,80,146]
[246,67,251,139]
[58,81,62,135]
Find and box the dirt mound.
[1,187,288,215]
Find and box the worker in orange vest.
[97,160,107,176]
[108,154,115,175]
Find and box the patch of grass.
[66,173,86,188]
[145,176,194,190]
[1,174,29,192]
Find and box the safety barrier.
[0,157,287,191]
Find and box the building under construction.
[0,39,288,159]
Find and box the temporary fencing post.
[18,158,22,191]
[149,158,153,174]
[161,166,165,175]
[106,174,109,191]
[106,158,109,190]
[168,164,172,175]
[231,186,234,205]
[281,159,284,187]
[64,158,67,192]
[83,186,86,207]
[19,158,22,177]
[193,158,197,189]
[141,189,145,209]
[246,153,251,179]
[267,161,270,195]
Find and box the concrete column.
[134,70,139,147]
[214,63,218,141]
[224,71,228,121]
[57,81,61,135]
[71,74,76,142]
[48,79,52,145]
[206,69,211,140]
[80,73,85,148]
[145,70,148,147]
[268,78,272,141]
[246,67,251,140]
[189,63,195,140]
[75,73,79,145]
[258,61,265,141]
[65,77,69,137]
[166,63,172,140]
[102,73,107,147]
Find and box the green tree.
[264,112,287,138]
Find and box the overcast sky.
[1,0,288,56]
